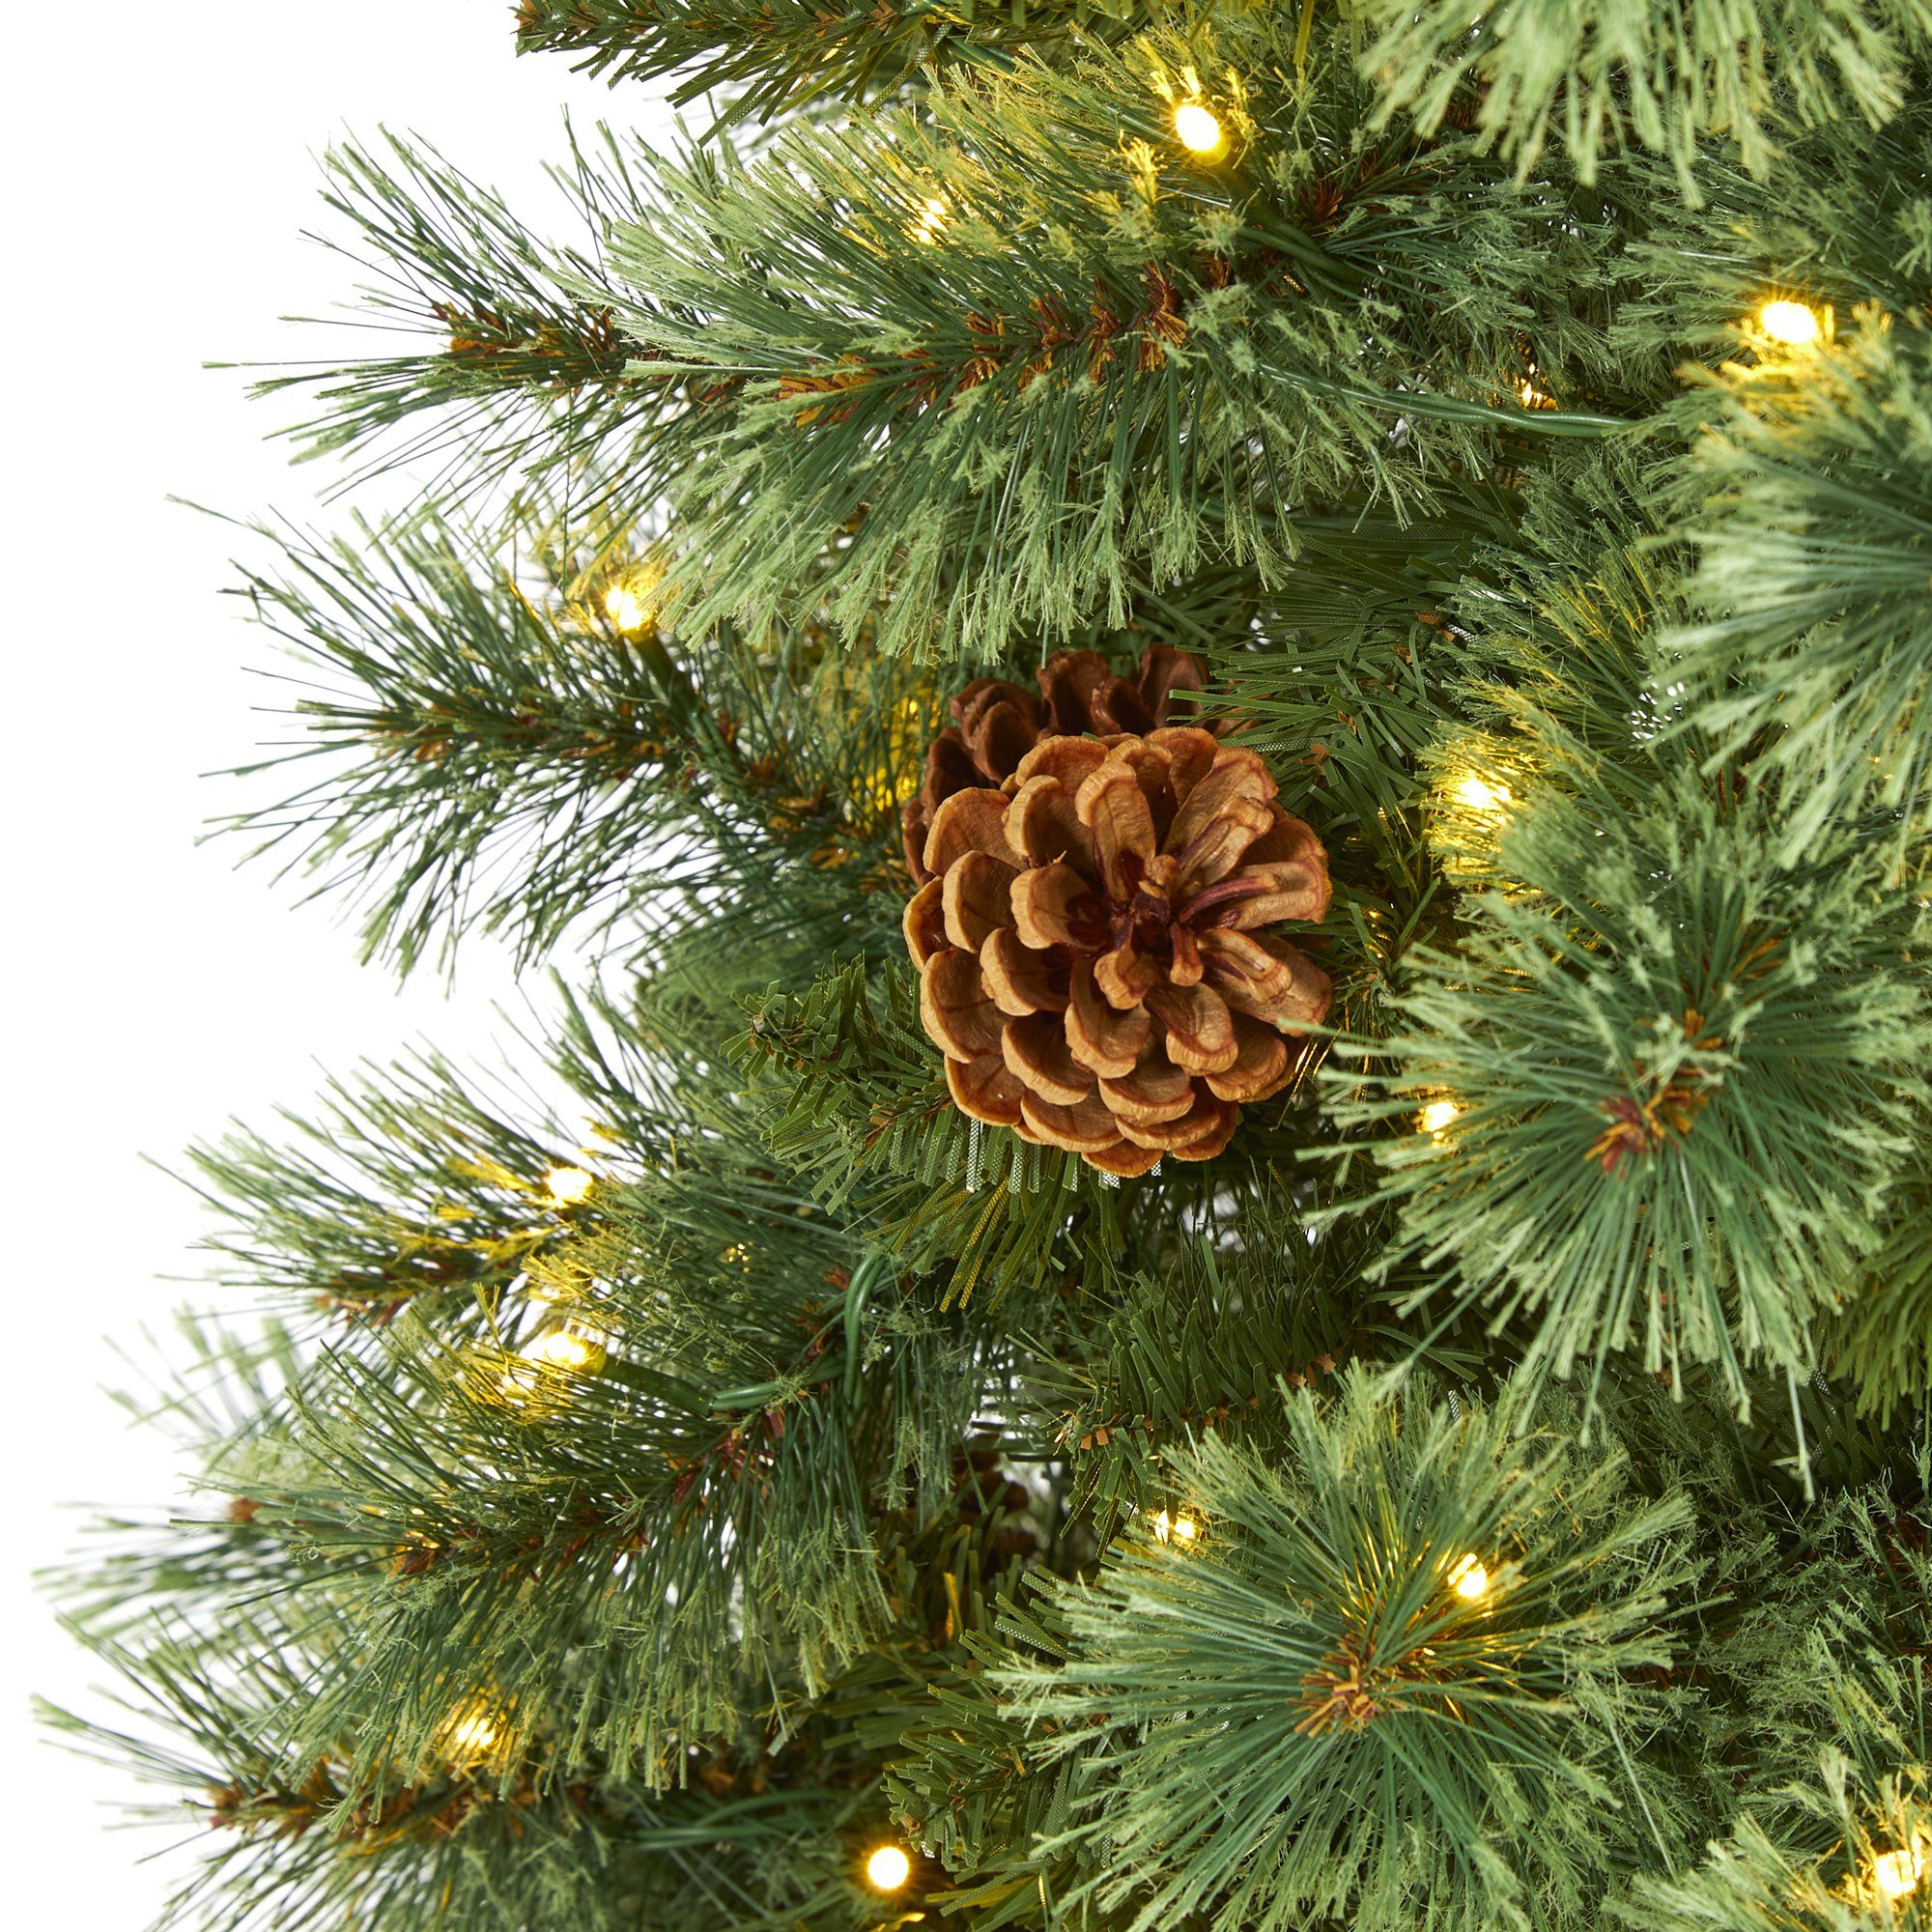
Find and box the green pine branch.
[222,490,935,975]
[180,1047,595,1335]
[917,1371,1702,1932]
[514,0,1140,119]
[1662,311,1932,856]
[42,1617,895,1932]
[592,21,1642,657]
[1357,0,1932,192]
[249,128,683,506]
[1331,766,1932,1423]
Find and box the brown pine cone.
[902,647,1211,884]
[903,728,1330,1177]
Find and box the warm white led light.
[1759,298,1822,345]
[912,194,948,243]
[439,1701,504,1762]
[1454,775,1513,812]
[1873,1848,1924,1902]
[866,1844,912,1891]
[604,584,650,632]
[543,1165,595,1208]
[519,1330,600,1372]
[1173,101,1225,156]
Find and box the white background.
[4,7,674,1921]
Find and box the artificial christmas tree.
[43,6,1932,1932]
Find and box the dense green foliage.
[46,5,1932,1932]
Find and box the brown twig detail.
[1588,1009,1726,1178]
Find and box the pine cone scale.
[1172,798,1276,892]
[1181,856,1328,930]
[1007,775,1087,868]
[1205,1018,1294,1102]
[947,1053,1024,1128]
[941,850,1017,951]
[1121,1090,1236,1152]
[920,950,1005,1062]
[1076,760,1157,901]
[1202,929,1328,1029]
[1002,1012,1094,1107]
[922,786,1020,878]
[1094,940,1161,1010]
[980,929,1068,1014]
[1021,1090,1118,1152]
[1010,863,1103,952]
[1014,733,1111,796]
[1097,1049,1194,1123]
[1146,982,1239,1073]
[1066,960,1149,1073]
[903,878,947,968]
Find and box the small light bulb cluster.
[438,1698,505,1765]
[605,584,650,632]
[496,1325,608,1407]
[1418,1098,1462,1139]
[1447,1551,1491,1602]
[1435,758,1519,883]
[518,1330,602,1373]
[601,558,667,638]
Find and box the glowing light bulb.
[1419,1099,1461,1138]
[1448,1552,1491,1601]
[866,1844,912,1891]
[912,194,948,243]
[1759,298,1822,345]
[1873,1849,1924,1902]
[497,1327,606,1406]
[1173,101,1226,156]
[439,1702,502,1762]
[602,558,667,637]
[604,583,651,632]
[543,1164,595,1208]
[1151,1509,1201,1546]
[1454,775,1513,812]
[519,1330,600,1372]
